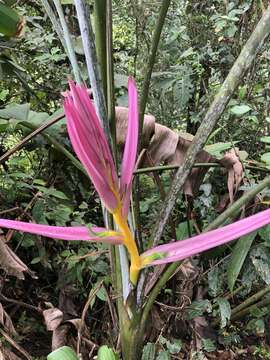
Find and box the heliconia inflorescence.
[0,77,270,286]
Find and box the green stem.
[53,0,81,84]
[139,0,171,147]
[151,5,270,248]
[74,0,109,138]
[231,284,270,319]
[106,0,117,161]
[40,0,67,53]
[205,176,270,232]
[140,262,181,332]
[230,297,270,322]
[94,0,107,101]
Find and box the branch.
[152,5,270,247]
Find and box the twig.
[0,328,32,360]
[0,294,42,314]
[77,280,103,355]
[0,113,64,165]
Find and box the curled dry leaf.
[0,303,16,335]
[0,236,36,279]
[220,148,243,203]
[43,308,63,331]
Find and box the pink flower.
[0,219,123,244]
[141,208,270,267]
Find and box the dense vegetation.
[1,0,270,359]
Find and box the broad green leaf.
[142,343,156,360]
[261,152,270,164]
[0,103,30,121]
[230,104,251,116]
[176,221,193,240]
[260,136,270,144]
[250,245,270,284]
[215,298,231,328]
[202,338,216,352]
[156,351,170,360]
[205,142,238,158]
[47,346,78,360]
[97,345,119,360]
[166,339,182,354]
[0,3,24,38]
[227,231,257,291]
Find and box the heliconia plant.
[0,78,270,288]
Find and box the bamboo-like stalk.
[204,175,270,232]
[94,0,107,101]
[138,0,171,145]
[106,0,117,161]
[53,0,82,84]
[151,5,270,248]
[40,0,67,52]
[73,0,109,139]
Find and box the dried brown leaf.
[0,237,35,279]
[0,303,16,335]
[220,148,243,203]
[43,308,63,331]
[116,108,214,197]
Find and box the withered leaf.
[0,237,35,279]
[43,308,63,331]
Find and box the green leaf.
[261,152,270,164]
[166,339,182,354]
[97,345,119,360]
[205,142,238,158]
[176,221,193,240]
[0,103,30,121]
[250,245,270,284]
[156,351,171,360]
[142,343,157,360]
[202,338,216,352]
[47,346,79,360]
[230,104,251,116]
[186,300,212,319]
[215,298,231,328]
[227,231,257,291]
[260,137,270,144]
[0,3,23,38]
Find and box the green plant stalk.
[138,0,171,146]
[94,0,107,102]
[106,0,117,161]
[151,5,270,249]
[205,176,270,232]
[74,0,109,139]
[231,284,270,318]
[40,0,67,54]
[230,296,270,322]
[53,0,81,84]
[139,262,181,335]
